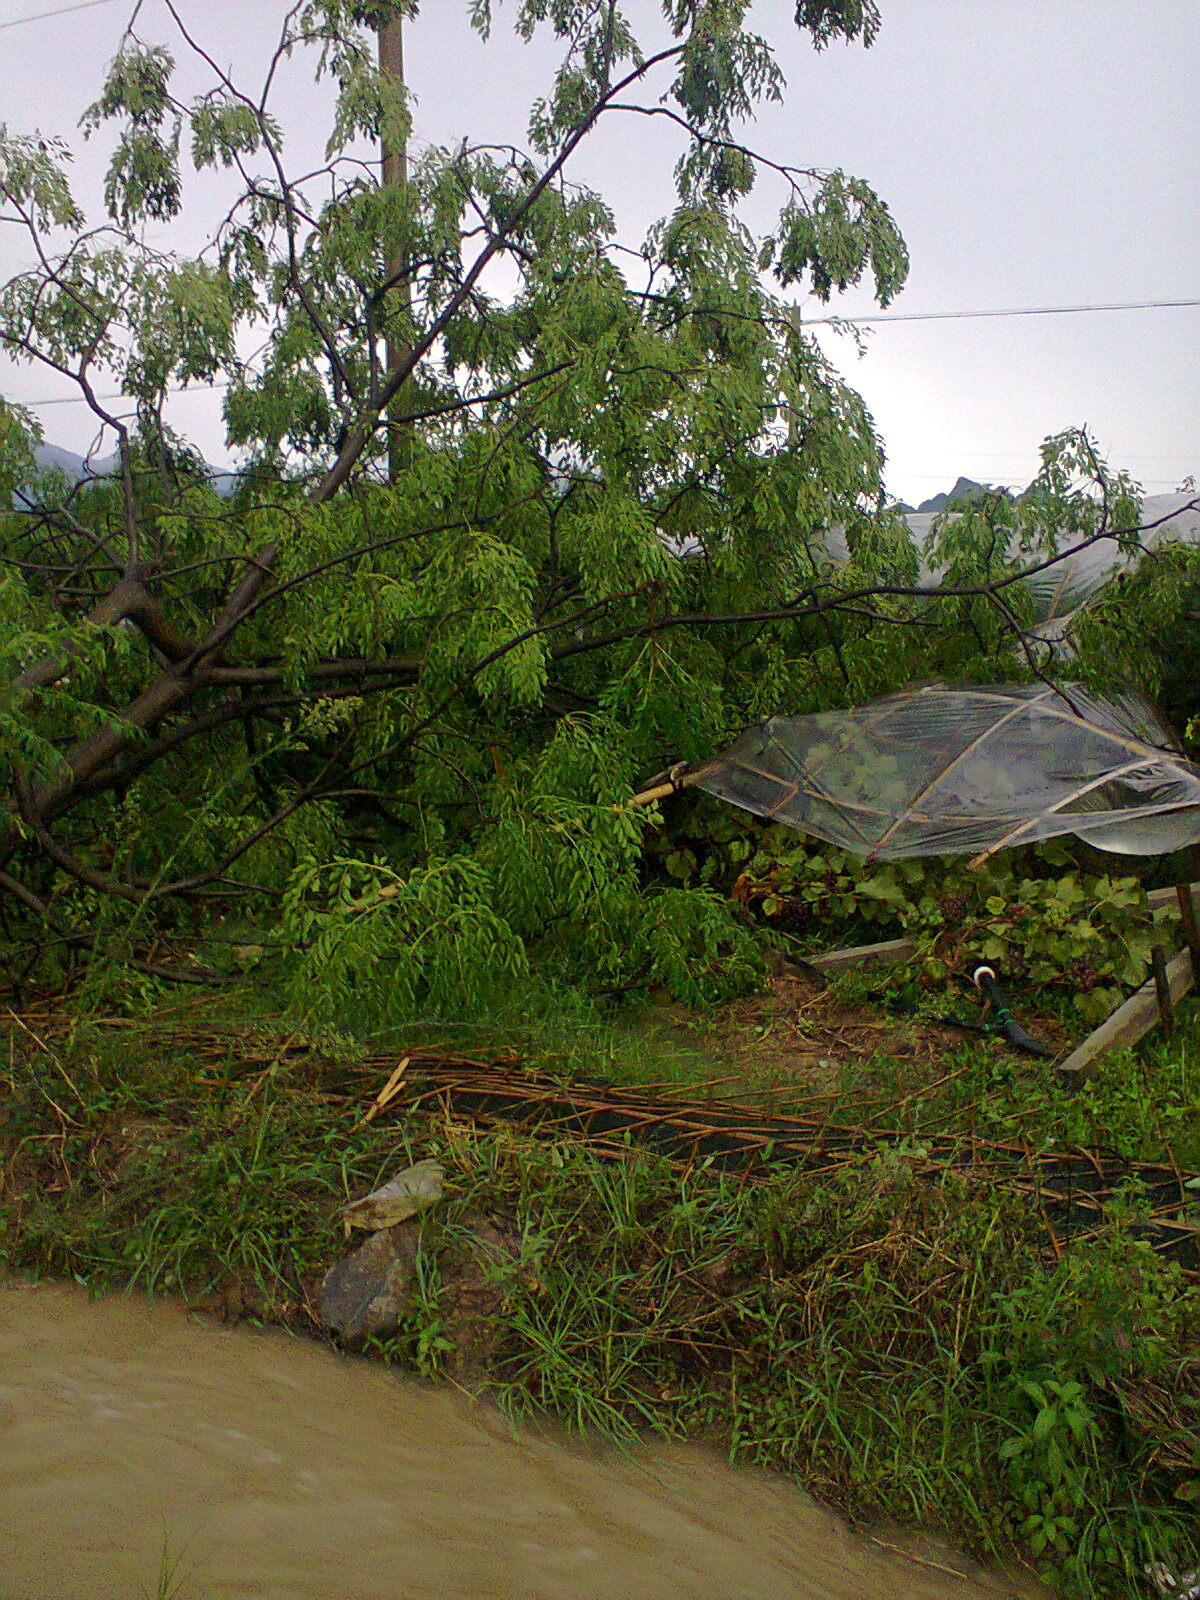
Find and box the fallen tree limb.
[27,544,277,822]
[14,569,194,694]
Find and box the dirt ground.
[640,964,1077,1105]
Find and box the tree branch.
[0,867,223,985]
[27,545,278,821]
[311,44,686,500]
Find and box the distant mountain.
[915,476,1013,514]
[33,442,91,481]
[28,442,237,498]
[891,477,1018,516]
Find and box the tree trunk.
[378,11,412,483]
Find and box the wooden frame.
[797,882,1199,1080]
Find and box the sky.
[1,0,1197,506]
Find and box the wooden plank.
[807,935,918,973]
[1057,946,1195,1081]
[1147,881,1199,910]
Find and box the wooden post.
[1151,944,1175,1036]
[1176,881,1200,975]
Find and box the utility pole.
[378,7,411,482]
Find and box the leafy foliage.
[281,854,531,1026]
[0,2,1196,1024]
[737,831,1178,1021]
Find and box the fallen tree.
[1,1,1196,1012]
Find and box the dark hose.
[972,965,1054,1058]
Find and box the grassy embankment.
[2,982,1198,1600]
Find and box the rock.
[340,1159,445,1234]
[439,1214,522,1375]
[194,1279,274,1325]
[319,1220,420,1347]
[319,1207,529,1369]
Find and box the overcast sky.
[1,0,1196,505]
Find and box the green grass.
[2,1000,1199,1600]
[783,965,1200,1168]
[147,1531,200,1600]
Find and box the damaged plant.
[1,1,1189,1017]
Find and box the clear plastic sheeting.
[901,492,1200,603]
[820,495,1200,663]
[688,683,1200,864]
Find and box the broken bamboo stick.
[627,763,700,808]
[627,777,695,807]
[807,935,918,973]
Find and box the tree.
[0,1,1181,1017]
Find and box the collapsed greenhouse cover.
[684,683,1200,864]
[827,491,1200,657]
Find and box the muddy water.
[0,1283,1037,1600]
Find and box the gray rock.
[439,1214,522,1375]
[319,1220,419,1347]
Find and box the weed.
[145,1529,201,1600]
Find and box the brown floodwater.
[0,1282,1042,1600]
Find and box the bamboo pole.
[627,765,699,807]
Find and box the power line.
[19,382,229,407]
[11,293,1198,407]
[803,296,1200,327]
[1,0,118,28]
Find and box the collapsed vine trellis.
[377,1053,1200,1272]
[49,1014,1197,1275]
